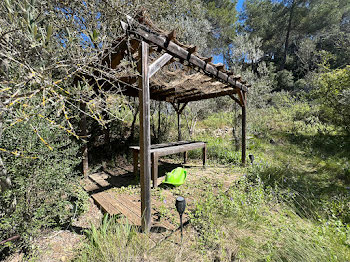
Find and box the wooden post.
[172,102,187,142]
[138,41,151,232]
[241,93,247,165]
[80,102,88,177]
[151,153,158,188]
[177,109,181,141]
[157,101,161,143]
[202,144,207,167]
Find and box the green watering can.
[162,167,187,186]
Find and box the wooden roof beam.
[176,89,237,103]
[121,21,248,92]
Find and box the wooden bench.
[130,141,207,188]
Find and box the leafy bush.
[316,65,350,133]
[0,111,88,258]
[276,69,294,91]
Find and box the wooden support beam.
[121,23,248,92]
[237,90,245,107]
[229,94,243,107]
[177,109,181,141]
[148,53,173,78]
[178,102,188,114]
[241,100,246,165]
[165,88,199,101]
[171,102,187,141]
[138,41,151,232]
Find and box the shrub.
[0,110,88,258]
[315,65,350,134]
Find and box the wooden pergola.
[82,13,250,232]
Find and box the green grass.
[192,176,350,261]
[74,215,150,262]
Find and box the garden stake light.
[249,154,254,165]
[175,196,186,242]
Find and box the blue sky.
[213,0,245,64]
[237,0,245,11]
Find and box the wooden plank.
[130,140,198,151]
[149,53,173,78]
[138,41,152,232]
[126,194,176,231]
[131,141,206,155]
[94,192,141,225]
[123,23,248,92]
[153,142,206,157]
[89,174,110,188]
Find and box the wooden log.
[122,24,248,92]
[138,41,152,232]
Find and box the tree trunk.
[281,0,296,70]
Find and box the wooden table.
[130,141,207,188]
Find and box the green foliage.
[75,215,148,262]
[316,65,350,133]
[276,69,294,91]
[192,175,350,261]
[202,0,238,56]
[0,108,88,258]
